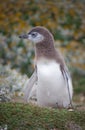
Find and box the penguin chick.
[19,26,73,108]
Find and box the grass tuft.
[0,103,85,130]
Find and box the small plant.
[0,65,28,102]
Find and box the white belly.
[37,60,73,108]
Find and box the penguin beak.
[19,34,28,39]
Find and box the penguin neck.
[35,39,56,61]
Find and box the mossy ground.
[0,103,85,130]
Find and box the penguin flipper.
[24,68,37,102]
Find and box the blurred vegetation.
[0,65,28,102]
[0,103,85,130]
[0,0,85,103]
[0,0,85,76]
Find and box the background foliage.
[0,0,85,103]
[0,0,85,75]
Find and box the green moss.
[0,103,85,130]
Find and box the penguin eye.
[31,32,37,38]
